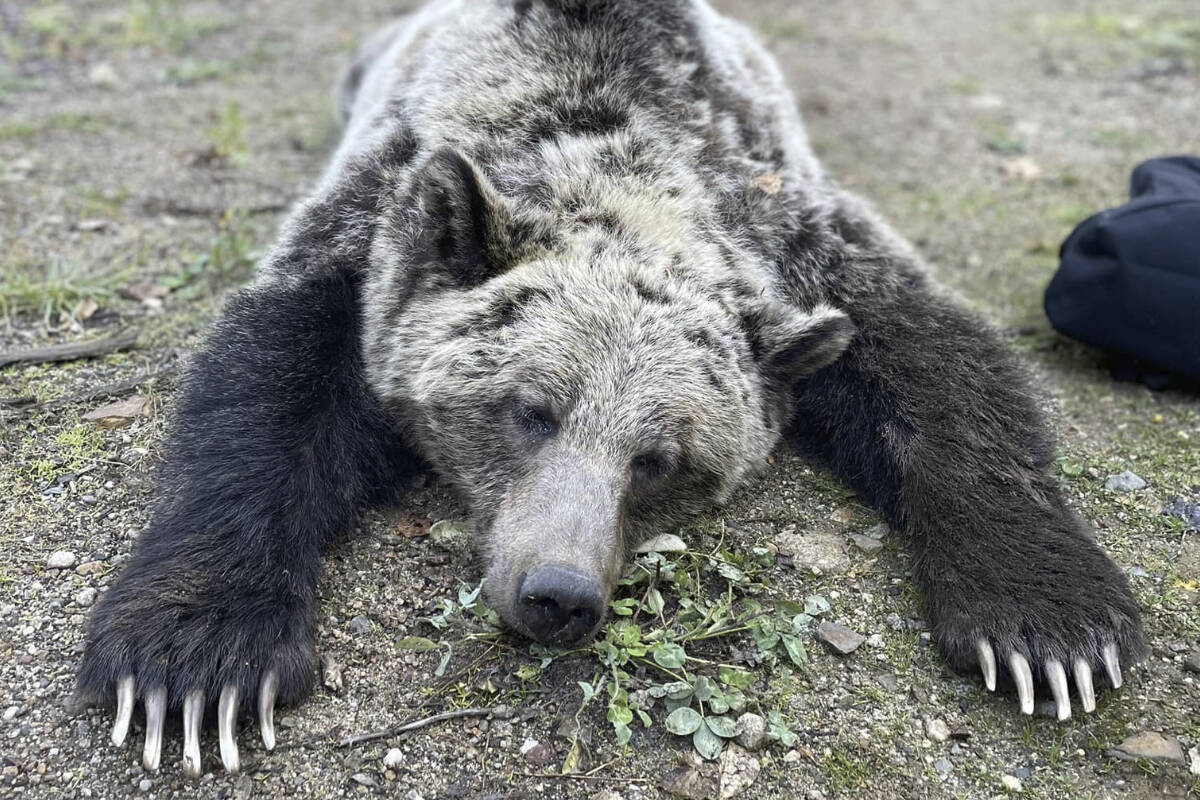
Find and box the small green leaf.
[434,645,452,677]
[716,562,746,583]
[665,706,703,735]
[458,582,483,608]
[608,704,634,727]
[653,643,687,669]
[578,681,596,704]
[775,599,805,617]
[692,722,725,760]
[718,666,755,690]
[636,708,652,727]
[610,598,639,616]
[645,588,665,616]
[782,634,808,666]
[665,695,693,713]
[804,595,831,616]
[664,681,693,700]
[395,636,439,652]
[561,737,582,774]
[707,695,729,714]
[613,719,632,746]
[705,715,738,738]
[791,613,815,633]
[693,676,715,702]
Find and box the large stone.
[816,621,866,655]
[1108,732,1186,765]
[661,765,717,799]
[734,713,767,751]
[718,743,761,799]
[776,528,850,574]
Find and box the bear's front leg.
[787,218,1145,719]
[75,274,410,774]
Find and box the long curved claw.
[1008,652,1034,715]
[1073,657,1096,713]
[1045,659,1070,721]
[218,684,240,773]
[142,686,167,771]
[1102,643,1122,689]
[258,671,278,751]
[112,675,135,747]
[976,639,997,691]
[182,689,204,779]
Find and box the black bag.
[1045,156,1200,386]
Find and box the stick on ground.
[338,705,514,748]
[0,328,139,369]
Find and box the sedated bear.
[75,0,1145,777]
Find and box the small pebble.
[1105,471,1146,492]
[925,719,950,743]
[1001,775,1022,792]
[734,712,767,751]
[74,588,98,608]
[851,534,883,554]
[933,757,952,776]
[383,748,404,769]
[47,551,77,569]
[138,778,152,792]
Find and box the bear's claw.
[1006,651,1035,715]
[111,675,134,747]
[1103,642,1123,689]
[218,685,240,773]
[182,690,204,778]
[976,638,1115,719]
[108,671,278,777]
[142,686,166,771]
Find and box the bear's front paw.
[74,556,317,776]
[923,511,1146,721]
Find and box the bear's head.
[363,148,854,646]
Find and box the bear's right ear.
[399,147,521,288]
[742,300,857,386]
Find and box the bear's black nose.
[517,565,605,646]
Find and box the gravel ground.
[2,1,1198,799]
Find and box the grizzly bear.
[76,0,1144,777]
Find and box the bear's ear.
[402,147,520,288]
[743,301,856,384]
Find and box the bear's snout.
[516,564,606,646]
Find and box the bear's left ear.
[400,147,523,288]
[743,301,856,385]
